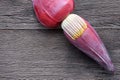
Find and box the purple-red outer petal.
[64,20,115,72]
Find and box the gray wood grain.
[0,29,120,80]
[0,0,120,29]
[0,0,120,80]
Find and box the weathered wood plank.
[0,29,120,80]
[0,0,120,29]
[0,0,120,79]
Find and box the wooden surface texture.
[0,0,120,80]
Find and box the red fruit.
[32,0,74,28]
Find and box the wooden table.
[0,0,120,80]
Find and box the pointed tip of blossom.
[106,62,115,73]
